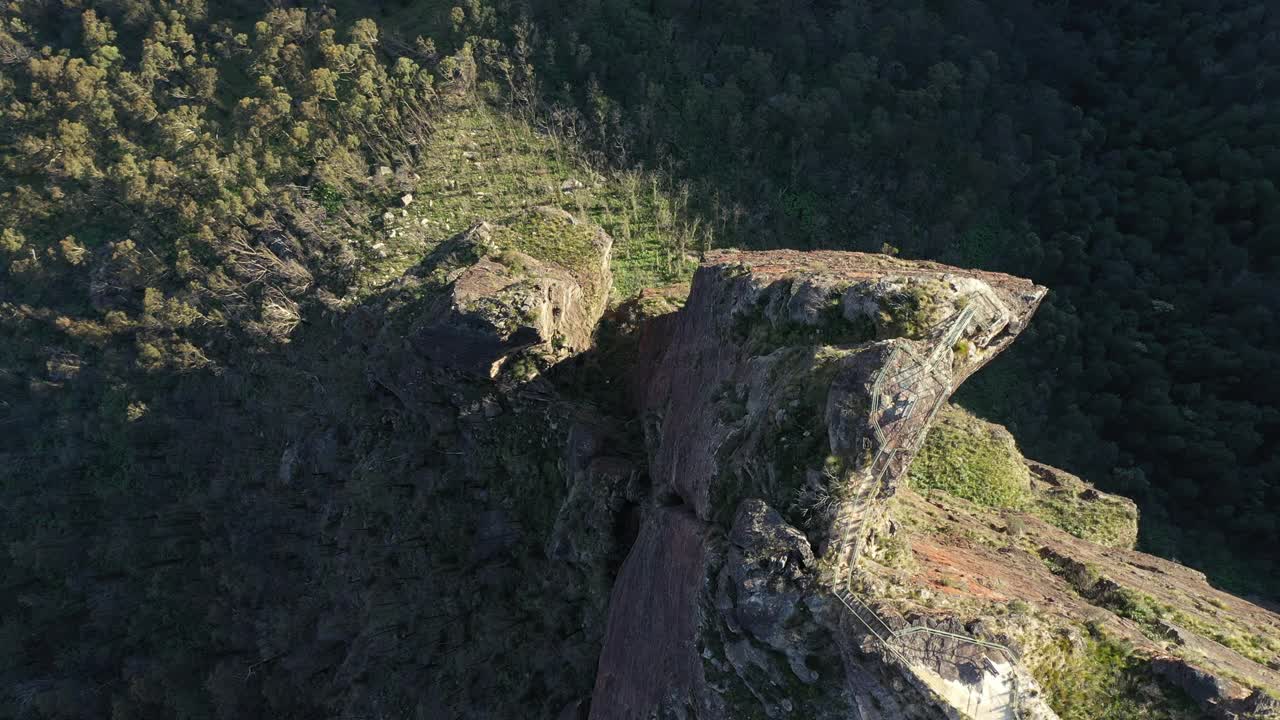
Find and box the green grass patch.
[1040,553,1280,670]
[1033,628,1200,720]
[1029,488,1138,549]
[488,207,608,299]
[875,281,941,340]
[908,404,1030,509]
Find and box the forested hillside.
[0,3,709,715]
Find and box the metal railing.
[853,288,1005,553]
[828,289,1027,719]
[835,582,1025,719]
[833,586,914,667]
[893,626,1021,664]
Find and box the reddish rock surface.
[589,507,709,720]
[875,486,1280,717]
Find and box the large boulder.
[719,500,821,684]
[409,207,612,376]
[359,207,612,411]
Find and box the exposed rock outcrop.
[357,207,612,412]
[547,417,644,569]
[591,506,710,716]
[636,250,1044,525]
[408,207,612,376]
[874,405,1280,719]
[350,228,1280,720]
[872,480,1280,719]
[590,250,1048,719]
[337,205,636,717]
[718,500,821,684]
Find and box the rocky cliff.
[352,224,1279,719]
[591,249,1053,719]
[581,249,1280,720]
[330,207,633,716]
[362,205,612,384]
[873,408,1280,720]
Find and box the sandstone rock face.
[589,506,710,717]
[637,250,1045,563]
[590,250,1046,720]
[877,464,1280,720]
[345,230,1280,719]
[720,499,819,682]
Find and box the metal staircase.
[830,289,1027,720]
[835,583,1024,719]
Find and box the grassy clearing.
[352,101,700,299]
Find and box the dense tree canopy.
[0,3,457,716]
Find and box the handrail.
[835,586,896,642]
[835,584,1025,719]
[892,626,1020,663]
[828,289,1026,719]
[832,588,914,668]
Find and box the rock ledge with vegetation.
[585,248,1280,720]
[592,249,1052,719]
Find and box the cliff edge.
[591,249,1051,719]
[586,249,1280,720]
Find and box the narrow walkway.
[830,291,1027,720]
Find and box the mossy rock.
[371,209,614,378]
[488,206,612,307]
[838,276,958,341]
[731,276,877,353]
[908,403,1031,509]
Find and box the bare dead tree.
[0,30,31,65]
